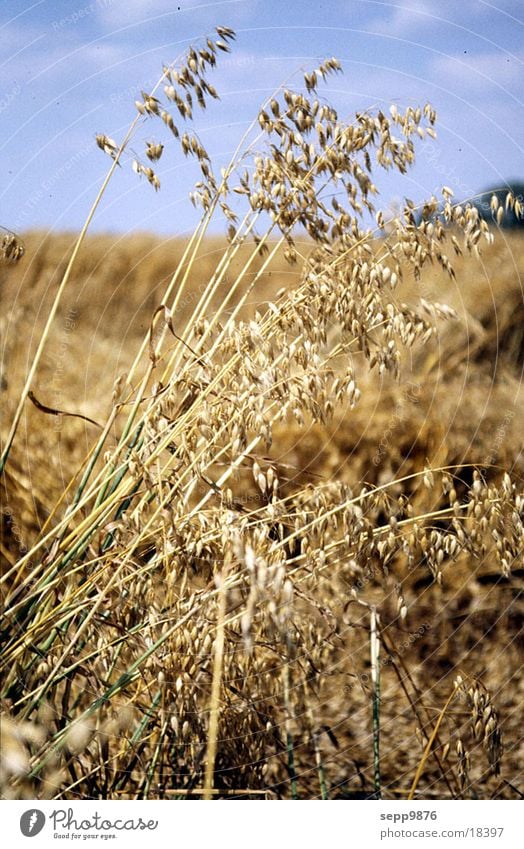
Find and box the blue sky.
[1,0,522,236]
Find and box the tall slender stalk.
[203,562,229,800]
[283,635,298,800]
[370,606,381,799]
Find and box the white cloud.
[98,0,186,27]
[431,50,524,93]
[366,0,522,38]
[97,0,243,29]
[476,0,524,19]
[370,1,453,37]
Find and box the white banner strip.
[2,799,521,848]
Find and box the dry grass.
[1,29,523,800]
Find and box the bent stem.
[0,121,137,474]
[408,683,458,800]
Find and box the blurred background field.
[1,229,522,798]
[2,229,523,521]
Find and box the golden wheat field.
[1,30,523,802]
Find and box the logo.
[20,810,46,837]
